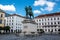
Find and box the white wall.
[34,15,60,33]
[5,16,25,32]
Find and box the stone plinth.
[22,19,37,35]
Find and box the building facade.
[1,8,60,34]
[5,14,25,33]
[34,12,60,34]
[0,9,5,27]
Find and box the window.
[58,29,60,31]
[37,20,38,22]
[16,23,17,25]
[45,29,47,31]
[37,29,39,31]
[39,20,41,21]
[12,17,14,19]
[55,26,56,27]
[54,22,56,24]
[7,23,8,25]
[48,18,49,20]
[48,22,49,25]
[42,19,43,21]
[7,20,8,22]
[51,26,53,27]
[51,18,52,20]
[45,23,46,25]
[12,20,13,22]
[58,22,60,24]
[42,23,44,25]
[0,19,2,24]
[42,26,44,28]
[55,29,57,31]
[37,26,38,28]
[9,23,11,25]
[37,23,38,25]
[54,18,55,20]
[1,14,3,17]
[18,27,19,28]
[51,22,53,25]
[45,19,46,21]
[48,29,50,32]
[16,27,17,28]
[12,23,13,25]
[57,17,59,20]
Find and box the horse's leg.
[27,12,29,18]
[32,14,34,19]
[33,15,34,19]
[30,15,31,19]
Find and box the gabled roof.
[35,12,60,18]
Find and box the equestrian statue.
[25,6,34,19]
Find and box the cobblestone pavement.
[0,34,60,40]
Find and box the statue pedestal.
[22,19,37,35]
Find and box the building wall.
[5,16,24,33]
[0,12,5,27]
[34,15,60,34]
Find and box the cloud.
[33,10,41,14]
[45,1,55,11]
[0,4,16,11]
[33,0,56,11]
[34,0,46,6]
[46,2,55,8]
[44,7,53,11]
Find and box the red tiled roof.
[35,12,60,18]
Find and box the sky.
[0,0,60,17]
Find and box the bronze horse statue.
[25,6,34,19]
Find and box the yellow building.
[0,9,5,27]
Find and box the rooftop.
[9,14,25,18]
[35,12,60,18]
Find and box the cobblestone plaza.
[0,34,60,40]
